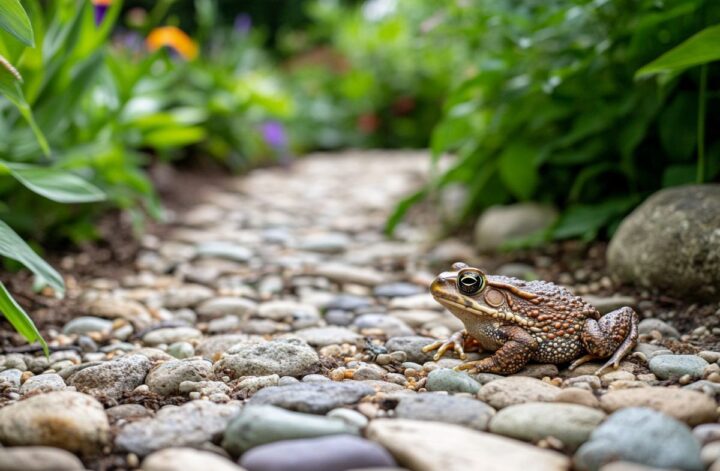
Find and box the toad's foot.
[580,306,639,376]
[422,330,470,361]
[454,326,537,375]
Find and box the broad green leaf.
[658,92,696,161]
[0,162,106,203]
[662,165,696,187]
[0,219,64,295]
[498,143,538,200]
[0,282,47,355]
[143,126,207,149]
[636,24,720,78]
[0,0,34,46]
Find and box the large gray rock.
[607,185,720,300]
[67,354,150,399]
[394,393,495,430]
[145,358,213,395]
[474,203,558,251]
[214,338,319,379]
[0,391,109,454]
[574,407,703,471]
[247,381,375,414]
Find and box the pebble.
[354,314,414,337]
[373,282,424,298]
[293,326,363,346]
[222,405,359,455]
[326,408,369,428]
[67,354,151,399]
[20,373,66,394]
[197,297,257,319]
[142,447,245,471]
[394,393,495,430]
[426,368,481,394]
[489,402,606,449]
[145,358,212,395]
[106,403,154,421]
[161,284,214,309]
[693,423,720,445]
[248,381,375,414]
[0,391,109,453]
[555,388,601,409]
[239,435,396,471]
[196,241,252,262]
[367,418,569,471]
[599,387,717,425]
[325,295,372,312]
[478,376,561,409]
[384,336,435,363]
[311,263,386,286]
[257,301,319,322]
[167,341,195,359]
[574,407,703,471]
[115,400,241,456]
[638,318,681,338]
[0,446,85,471]
[214,338,319,378]
[236,375,280,394]
[324,309,355,326]
[649,355,708,380]
[143,326,203,346]
[0,368,22,388]
[62,316,114,335]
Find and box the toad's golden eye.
[458,270,484,295]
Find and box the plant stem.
[697,64,708,183]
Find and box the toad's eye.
[458,271,484,295]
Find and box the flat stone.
[638,319,681,339]
[167,341,195,359]
[373,283,424,298]
[106,403,154,421]
[693,423,720,445]
[312,263,387,286]
[574,407,703,471]
[583,295,637,315]
[296,233,350,253]
[490,402,606,449]
[385,336,435,363]
[67,354,150,399]
[20,373,66,395]
[196,334,261,359]
[115,400,240,456]
[62,316,114,335]
[85,297,154,327]
[146,358,212,395]
[257,301,319,322]
[293,326,363,347]
[478,376,561,409]
[214,338,319,379]
[367,418,570,471]
[0,446,85,470]
[0,369,22,388]
[162,284,214,309]
[142,447,245,471]
[196,241,253,262]
[325,295,373,312]
[649,355,708,380]
[248,381,375,414]
[394,393,495,430]
[354,314,414,337]
[0,391,109,453]
[197,297,257,319]
[143,327,203,346]
[222,405,359,455]
[600,387,717,426]
[426,368,481,394]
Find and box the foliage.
[387,0,720,242]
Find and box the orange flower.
[146,26,198,60]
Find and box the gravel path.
[0,151,718,471]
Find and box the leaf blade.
[1,163,106,203]
[636,24,720,78]
[0,282,48,356]
[0,0,34,46]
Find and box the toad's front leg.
[455,326,538,375]
[575,306,639,375]
[422,329,481,361]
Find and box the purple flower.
[260,121,287,150]
[234,14,252,36]
[92,0,111,26]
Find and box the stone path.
[0,151,719,471]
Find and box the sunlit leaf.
[636,24,720,78]
[0,0,34,46]
[0,282,47,356]
[0,219,64,295]
[0,162,106,203]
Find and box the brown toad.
[424,262,639,375]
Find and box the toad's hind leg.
[455,326,537,375]
[579,306,639,375]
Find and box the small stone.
[62,316,114,335]
[324,310,355,326]
[574,407,703,471]
[293,326,363,347]
[426,368,481,394]
[638,319,681,339]
[0,446,85,471]
[248,381,375,414]
[68,354,150,399]
[600,387,717,426]
[354,314,414,337]
[214,338,319,379]
[385,336,435,363]
[222,405,360,455]
[257,301,319,322]
[517,363,559,379]
[106,404,153,421]
[699,351,720,363]
[161,284,214,309]
[0,369,22,388]
[197,297,257,319]
[373,283,424,298]
[649,355,708,380]
[702,442,720,467]
[312,263,386,286]
[368,418,569,471]
[20,373,66,395]
[693,423,720,445]
[0,391,109,453]
[146,358,212,396]
[115,400,240,456]
[490,402,606,449]
[583,295,637,315]
[555,388,601,409]
[478,376,561,409]
[325,295,373,312]
[167,341,195,359]
[142,448,244,471]
[296,232,350,253]
[196,241,252,262]
[143,327,202,346]
[239,435,396,471]
[327,408,369,429]
[394,393,495,430]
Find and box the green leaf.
[0,162,106,203]
[384,187,428,235]
[662,164,696,187]
[0,219,64,295]
[498,143,539,200]
[0,282,47,355]
[0,0,34,46]
[143,126,207,149]
[636,24,720,78]
[551,198,639,241]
